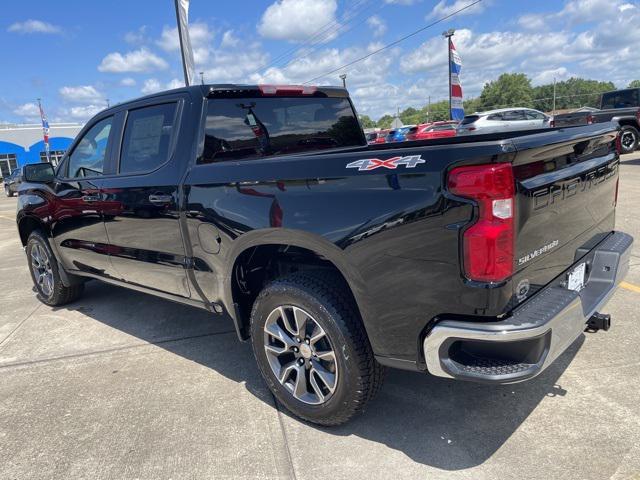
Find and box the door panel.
[50,116,114,276]
[101,100,191,297]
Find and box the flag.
[449,40,464,121]
[174,0,195,86]
[37,99,50,162]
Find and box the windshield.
[201,96,364,163]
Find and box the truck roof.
[107,84,350,112]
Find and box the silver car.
[457,108,551,135]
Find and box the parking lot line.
[620,281,640,294]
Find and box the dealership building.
[0,123,83,177]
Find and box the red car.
[366,130,388,144]
[406,121,457,141]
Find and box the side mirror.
[23,163,55,183]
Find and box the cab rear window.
[200,97,364,163]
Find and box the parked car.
[4,168,22,197]
[551,88,640,153]
[406,121,457,141]
[457,108,551,135]
[366,131,386,145]
[15,83,632,426]
[385,126,414,143]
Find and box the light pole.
[442,28,455,121]
[200,71,205,85]
[339,73,347,88]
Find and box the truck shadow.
[57,280,582,471]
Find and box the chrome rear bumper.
[423,231,633,383]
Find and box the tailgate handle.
[148,194,173,204]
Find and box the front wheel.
[250,272,385,426]
[619,125,639,154]
[26,231,84,306]
[5,185,13,197]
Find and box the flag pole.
[174,0,195,86]
[442,29,455,121]
[37,98,51,163]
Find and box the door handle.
[82,194,100,202]
[148,194,173,204]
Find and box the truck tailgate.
[509,124,619,302]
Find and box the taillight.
[550,119,555,128]
[586,114,594,125]
[615,133,622,155]
[258,85,317,96]
[448,163,516,283]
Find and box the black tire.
[26,230,84,306]
[619,125,638,154]
[5,185,13,197]
[250,272,385,426]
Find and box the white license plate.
[567,262,586,291]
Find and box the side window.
[525,110,545,120]
[502,110,525,121]
[67,117,113,178]
[120,103,177,174]
[487,113,504,121]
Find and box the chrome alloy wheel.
[263,305,338,405]
[31,243,54,297]
[622,131,636,150]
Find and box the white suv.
[457,108,551,135]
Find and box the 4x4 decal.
[346,155,425,171]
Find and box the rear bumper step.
[423,231,633,384]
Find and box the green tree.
[628,80,640,88]
[532,77,615,112]
[376,114,394,129]
[359,114,376,129]
[477,73,533,110]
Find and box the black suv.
[4,168,22,197]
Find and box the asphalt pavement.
[1,154,639,479]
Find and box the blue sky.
[1,0,638,123]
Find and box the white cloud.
[141,79,161,95]
[59,85,103,104]
[120,77,137,87]
[157,22,214,64]
[428,0,487,19]
[98,47,168,73]
[251,42,395,87]
[65,105,105,121]
[531,67,571,86]
[7,19,62,34]
[124,26,148,44]
[517,13,548,30]
[141,78,184,95]
[258,0,339,42]
[367,16,387,37]
[221,30,240,48]
[13,103,41,120]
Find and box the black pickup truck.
[15,84,632,425]
[552,88,640,153]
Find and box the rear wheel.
[619,125,638,154]
[250,272,384,426]
[26,231,84,306]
